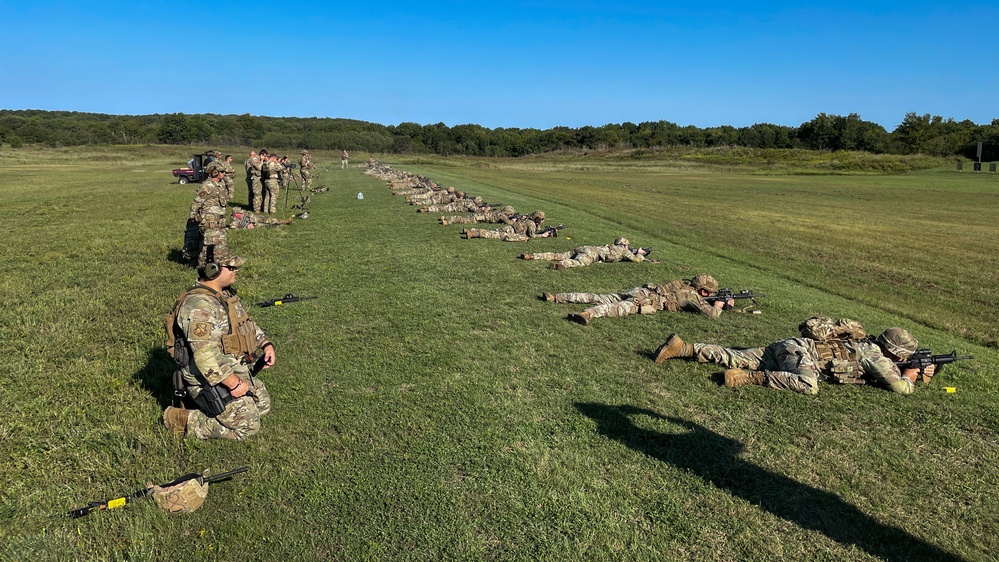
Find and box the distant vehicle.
[172,151,218,184]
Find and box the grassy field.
[0,145,996,561]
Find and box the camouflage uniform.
[222,157,236,200]
[245,154,263,212]
[529,243,644,269]
[204,152,225,179]
[261,158,281,213]
[299,151,314,191]
[422,199,483,213]
[229,210,293,229]
[174,283,273,440]
[552,279,720,321]
[690,337,913,395]
[465,216,542,242]
[183,175,229,267]
[341,149,348,169]
[442,206,517,225]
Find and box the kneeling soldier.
[163,246,277,440]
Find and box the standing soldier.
[244,150,263,212]
[163,246,277,440]
[222,154,235,200]
[299,150,314,191]
[279,156,292,193]
[181,168,230,267]
[261,154,282,213]
[341,149,349,169]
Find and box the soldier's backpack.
[798,316,867,341]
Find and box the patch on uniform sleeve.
[191,322,211,339]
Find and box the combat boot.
[520,253,534,260]
[724,369,765,388]
[418,206,429,213]
[464,229,478,239]
[163,406,192,436]
[568,311,591,326]
[653,333,694,363]
[440,216,448,225]
[551,262,569,272]
[541,292,555,302]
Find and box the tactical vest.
[654,280,689,312]
[813,340,864,384]
[164,284,260,367]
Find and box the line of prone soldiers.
[163,160,970,447]
[364,161,970,399]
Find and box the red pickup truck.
[172,152,216,184]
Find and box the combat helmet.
[876,327,918,360]
[689,273,719,293]
[501,205,516,214]
[614,236,630,247]
[531,210,546,221]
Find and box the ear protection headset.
[201,245,222,281]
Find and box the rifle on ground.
[65,467,249,519]
[253,293,318,307]
[894,349,973,376]
[632,247,652,257]
[704,289,765,311]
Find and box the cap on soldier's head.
[213,247,247,269]
[876,327,918,360]
[614,236,630,247]
[690,273,718,292]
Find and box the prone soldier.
[522,237,649,271]
[463,211,552,242]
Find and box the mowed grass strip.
[0,146,995,561]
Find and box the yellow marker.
[565,237,571,240]
[944,387,956,393]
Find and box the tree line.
[1,109,996,160]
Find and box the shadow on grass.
[133,347,193,410]
[166,248,194,268]
[575,403,964,562]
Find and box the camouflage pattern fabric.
[175,288,273,440]
[299,153,313,191]
[468,219,540,242]
[222,159,236,199]
[262,160,281,213]
[691,337,913,395]
[423,200,481,213]
[229,210,292,229]
[442,208,516,224]
[246,156,263,212]
[147,473,209,514]
[183,178,228,266]
[550,279,720,321]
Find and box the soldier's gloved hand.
[919,364,936,383]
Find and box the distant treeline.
[1,109,997,160]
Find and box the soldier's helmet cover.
[614,236,630,247]
[501,205,515,214]
[690,273,719,293]
[532,211,546,221]
[146,471,210,515]
[876,327,918,360]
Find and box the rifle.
[704,289,765,311]
[632,247,652,257]
[65,467,249,519]
[540,224,565,237]
[253,293,318,307]
[895,349,973,376]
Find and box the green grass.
[0,146,996,561]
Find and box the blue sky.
[1,1,996,131]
